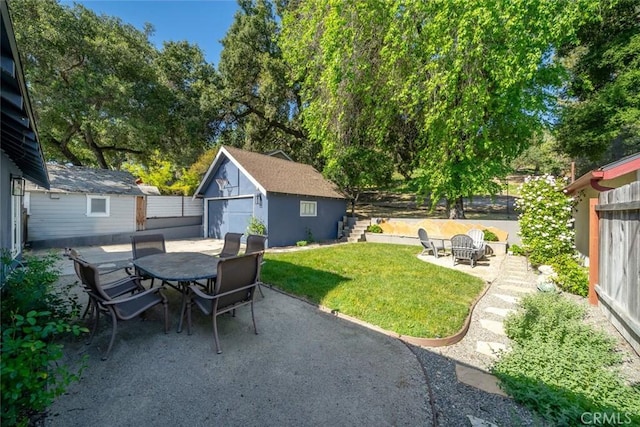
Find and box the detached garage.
[194,146,347,248]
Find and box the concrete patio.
[34,239,540,426]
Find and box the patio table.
[132,252,219,332]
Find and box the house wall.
[26,192,136,244]
[203,158,266,241]
[0,151,22,255]
[573,173,639,259]
[267,193,347,247]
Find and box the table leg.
[177,281,189,333]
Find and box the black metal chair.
[183,252,262,354]
[245,234,267,297]
[219,232,243,258]
[131,233,167,287]
[76,259,169,360]
[66,248,139,320]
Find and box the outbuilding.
[25,164,147,248]
[194,146,347,247]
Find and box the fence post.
[588,198,599,306]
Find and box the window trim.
[300,200,317,217]
[86,195,110,217]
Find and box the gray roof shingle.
[25,164,144,195]
[223,146,345,199]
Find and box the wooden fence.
[595,181,640,354]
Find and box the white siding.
[183,198,204,216]
[146,196,203,218]
[27,192,135,241]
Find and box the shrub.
[1,252,80,325]
[549,254,589,297]
[493,293,640,425]
[366,224,383,233]
[0,253,86,426]
[515,175,575,266]
[482,229,498,241]
[1,311,86,426]
[508,244,527,256]
[296,240,308,246]
[246,216,267,236]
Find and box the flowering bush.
[515,175,576,265]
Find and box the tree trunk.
[447,197,466,219]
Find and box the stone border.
[264,279,492,348]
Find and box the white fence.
[146,196,203,218]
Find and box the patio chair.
[245,234,267,297]
[219,232,243,258]
[183,252,262,354]
[450,234,481,268]
[418,228,446,258]
[467,229,487,259]
[76,258,169,360]
[131,233,167,287]
[66,248,141,320]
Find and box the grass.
[261,243,485,338]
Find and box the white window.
[87,195,110,217]
[300,200,317,217]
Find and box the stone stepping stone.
[497,284,535,293]
[484,307,515,317]
[456,364,508,398]
[501,278,529,284]
[494,294,520,304]
[476,341,508,358]
[480,319,506,336]
[467,414,500,426]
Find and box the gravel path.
[412,252,640,426]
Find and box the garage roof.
[196,146,345,199]
[25,163,145,196]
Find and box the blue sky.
[63,0,240,66]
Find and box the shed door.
[207,197,253,239]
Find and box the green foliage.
[508,244,527,256]
[556,0,640,173]
[262,243,484,337]
[366,224,383,233]
[482,229,498,242]
[305,228,315,243]
[11,0,215,169]
[493,293,640,425]
[246,216,267,236]
[296,240,309,247]
[515,175,576,265]
[0,254,87,426]
[0,253,80,325]
[282,0,598,219]
[511,134,571,176]
[1,311,87,426]
[209,0,314,164]
[549,254,589,297]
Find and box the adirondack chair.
[418,228,446,258]
[450,234,481,268]
[467,229,487,260]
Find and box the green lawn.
[261,243,485,338]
